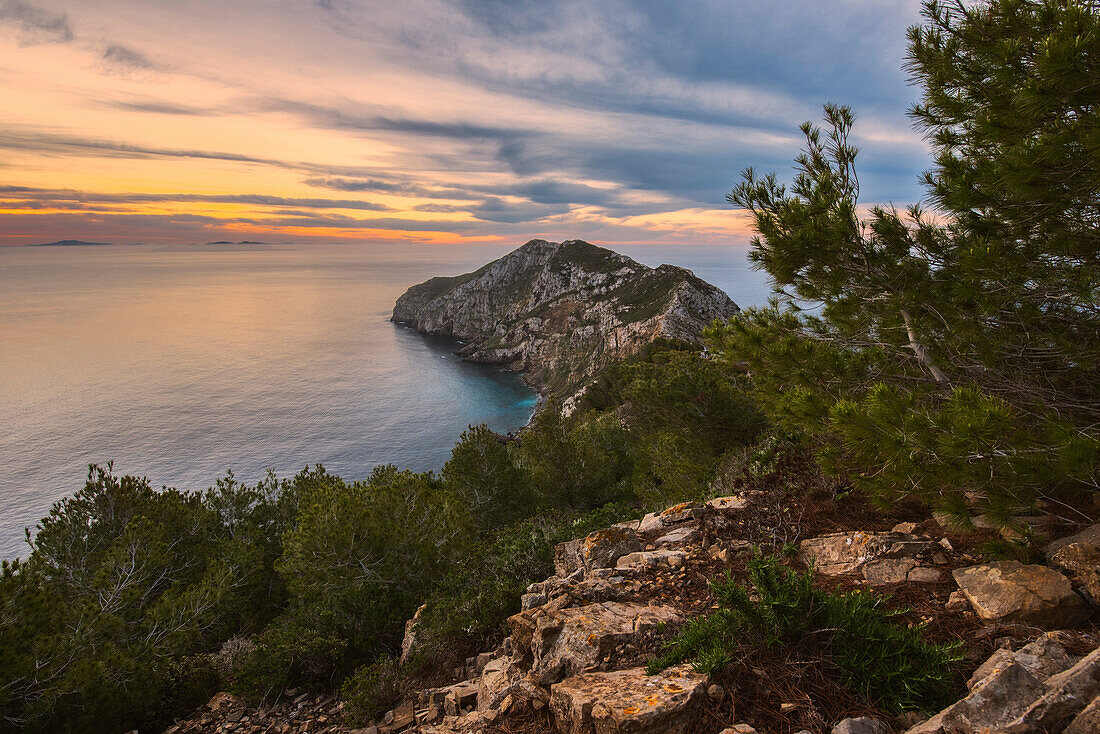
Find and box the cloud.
[0,0,72,45]
[0,128,393,178]
[0,186,395,211]
[101,43,155,71]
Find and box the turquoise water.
[0,241,768,559]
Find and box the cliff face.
[391,239,739,398]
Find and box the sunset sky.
[1,0,930,246]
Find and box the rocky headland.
[391,239,739,404]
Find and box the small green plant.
[340,657,402,725]
[648,553,963,713]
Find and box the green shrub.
[233,616,348,700]
[340,657,402,725]
[649,554,963,712]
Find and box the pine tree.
[709,0,1099,532]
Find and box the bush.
[340,657,402,725]
[233,616,349,700]
[649,554,963,712]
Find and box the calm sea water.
[0,241,769,559]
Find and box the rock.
[945,590,970,613]
[1052,542,1100,607]
[1000,645,1100,732]
[800,531,939,575]
[967,632,1078,690]
[940,661,1046,733]
[952,561,1089,626]
[477,657,518,712]
[555,539,584,577]
[724,726,758,734]
[832,717,892,734]
[615,550,687,570]
[521,592,548,610]
[637,502,705,534]
[391,240,740,401]
[892,522,919,534]
[399,604,427,666]
[706,495,750,512]
[549,664,708,734]
[581,527,645,570]
[707,684,725,702]
[654,526,698,547]
[379,701,415,734]
[1064,695,1100,734]
[526,601,681,684]
[1047,523,1100,557]
[902,710,946,734]
[863,558,943,586]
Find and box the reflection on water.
[0,241,766,559]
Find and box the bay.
[0,241,768,559]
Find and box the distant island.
[27,239,113,247]
[205,240,267,245]
[393,238,739,407]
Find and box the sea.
[0,241,770,559]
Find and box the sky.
[0,0,931,247]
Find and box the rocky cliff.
[391,239,739,400]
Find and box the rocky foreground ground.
[163,493,1100,734]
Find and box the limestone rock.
[941,661,1046,733]
[1001,645,1100,732]
[1052,542,1100,607]
[581,527,645,571]
[399,604,427,666]
[952,561,1089,626]
[637,502,705,534]
[799,531,939,575]
[706,495,750,512]
[1064,695,1100,734]
[1046,523,1100,557]
[967,632,1078,690]
[863,558,943,586]
[391,240,739,400]
[526,602,681,684]
[555,539,584,577]
[832,716,892,734]
[549,664,708,734]
[615,549,687,571]
[653,525,698,547]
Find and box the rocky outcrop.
[391,239,739,400]
[168,497,1097,734]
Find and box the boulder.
[952,561,1089,626]
[832,717,891,734]
[1046,523,1100,557]
[1052,542,1100,607]
[581,527,645,571]
[527,602,681,684]
[799,531,938,575]
[967,632,1078,690]
[549,664,708,734]
[477,657,520,712]
[1064,695,1100,734]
